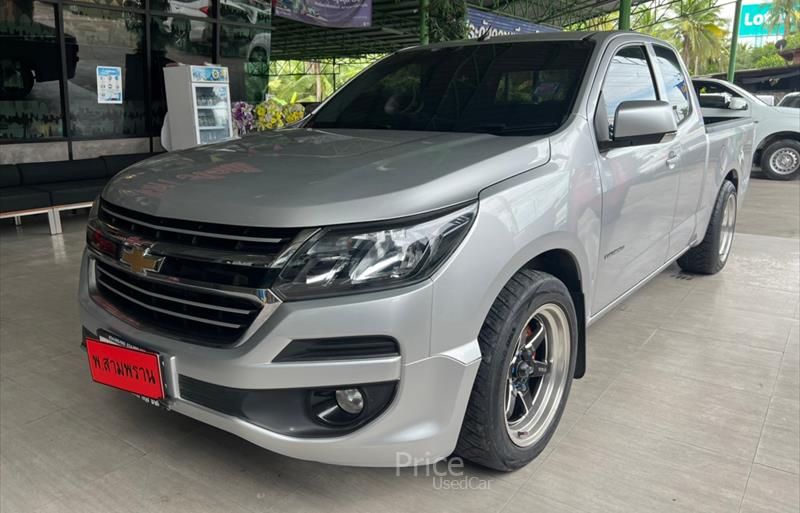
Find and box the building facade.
[1,0,271,163]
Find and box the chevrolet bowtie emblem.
[120,246,164,275]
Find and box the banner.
[467,8,560,39]
[274,0,372,28]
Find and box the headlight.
[273,203,477,300]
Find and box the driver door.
[591,44,681,313]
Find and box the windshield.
[310,41,594,136]
[780,95,800,108]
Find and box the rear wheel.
[677,180,737,274]
[456,269,577,471]
[761,140,800,180]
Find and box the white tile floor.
[1,177,798,513]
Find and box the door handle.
[666,150,681,170]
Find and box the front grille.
[94,260,263,346]
[98,200,298,254]
[91,200,304,346]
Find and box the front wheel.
[456,269,577,471]
[678,180,737,274]
[761,140,800,180]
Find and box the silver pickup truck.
[80,31,754,471]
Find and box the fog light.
[335,388,364,414]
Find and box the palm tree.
[633,5,675,45]
[764,0,800,36]
[666,0,728,75]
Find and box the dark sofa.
[0,153,155,233]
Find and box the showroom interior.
[1,0,799,511]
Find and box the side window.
[654,46,691,124]
[601,46,658,135]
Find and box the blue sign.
[96,66,122,104]
[467,8,560,39]
[740,4,787,37]
[190,66,229,83]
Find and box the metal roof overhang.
[269,0,649,61]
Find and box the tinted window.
[63,6,147,137]
[311,42,593,136]
[149,14,213,133]
[694,81,743,98]
[654,46,691,124]
[220,26,270,103]
[780,96,800,108]
[601,45,657,134]
[0,0,65,139]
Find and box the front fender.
[428,157,602,358]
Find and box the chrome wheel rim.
[719,193,736,262]
[769,147,800,175]
[505,303,571,448]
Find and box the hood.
[773,106,800,119]
[103,128,549,227]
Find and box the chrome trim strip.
[95,265,255,315]
[96,275,244,329]
[101,204,285,244]
[270,228,319,268]
[90,249,272,306]
[88,256,283,347]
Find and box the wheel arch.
[724,168,739,190]
[755,131,800,161]
[522,248,587,379]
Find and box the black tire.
[456,269,577,471]
[761,140,800,180]
[0,61,34,101]
[677,180,737,274]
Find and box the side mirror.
[727,97,748,110]
[612,100,677,144]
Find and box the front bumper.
[79,251,481,466]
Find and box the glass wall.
[63,5,147,137]
[0,0,271,144]
[0,1,65,139]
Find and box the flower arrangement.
[255,97,285,131]
[231,101,254,136]
[232,96,305,136]
[284,102,305,125]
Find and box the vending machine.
[163,65,233,150]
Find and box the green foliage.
[765,0,800,35]
[429,0,468,42]
[573,0,797,75]
[666,0,729,75]
[755,53,790,68]
[267,58,379,104]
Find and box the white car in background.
[779,92,800,109]
[694,78,800,180]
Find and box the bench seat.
[32,179,109,206]
[0,186,52,213]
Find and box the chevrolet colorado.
[80,32,755,471]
